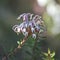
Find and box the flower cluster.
[12,13,44,39]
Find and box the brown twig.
[2,36,28,60]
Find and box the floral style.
[12,13,44,38]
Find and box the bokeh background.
[0,0,60,60]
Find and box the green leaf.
[43,53,48,56]
[51,52,55,58]
[25,51,32,56]
[48,48,51,54]
[51,58,55,60]
[17,41,20,45]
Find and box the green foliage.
[42,48,55,60]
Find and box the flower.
[23,32,28,37]
[12,25,20,33]
[22,28,26,33]
[12,13,45,38]
[17,13,26,20]
[31,27,35,33]
[32,34,36,39]
[35,25,40,32]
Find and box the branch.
[2,36,28,60]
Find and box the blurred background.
[0,0,60,60]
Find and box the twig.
[2,36,28,60]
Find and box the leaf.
[51,58,55,60]
[51,52,55,58]
[17,41,20,45]
[9,48,13,52]
[48,48,51,54]
[43,52,48,56]
[42,58,46,60]
[25,51,32,56]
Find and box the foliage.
[42,48,55,60]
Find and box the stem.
[2,36,28,60]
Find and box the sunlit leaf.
[43,53,48,56]
[51,52,55,58]
[48,48,51,54]
[17,41,20,45]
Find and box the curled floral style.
[12,13,45,38]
